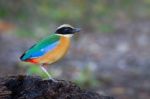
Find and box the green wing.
[20,34,60,61]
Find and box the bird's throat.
[56,34,73,38]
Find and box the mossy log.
[0,75,113,99]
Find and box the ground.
[0,75,113,99]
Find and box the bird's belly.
[41,44,69,64]
[31,37,70,64]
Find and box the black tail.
[20,53,25,61]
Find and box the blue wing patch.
[30,41,60,58]
[20,34,61,61]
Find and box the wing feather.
[20,34,60,61]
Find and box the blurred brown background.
[0,0,150,99]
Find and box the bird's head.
[55,24,80,37]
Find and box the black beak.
[73,28,81,33]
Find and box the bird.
[20,24,80,81]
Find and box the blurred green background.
[0,0,150,99]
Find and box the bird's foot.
[48,78,58,83]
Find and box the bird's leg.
[40,64,57,82]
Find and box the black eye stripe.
[56,27,73,34]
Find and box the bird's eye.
[63,28,69,33]
[55,27,73,34]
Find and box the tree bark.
[0,75,113,99]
